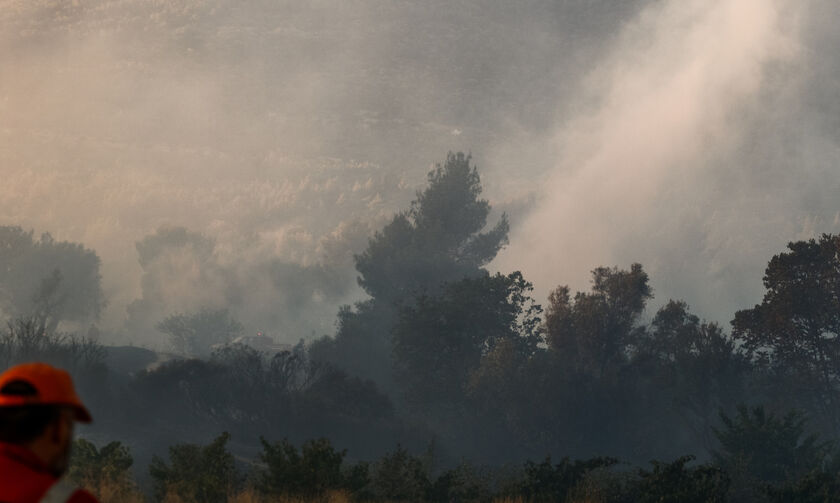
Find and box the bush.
[257,437,352,498]
[713,405,830,499]
[427,463,491,502]
[765,471,840,503]
[632,455,729,503]
[507,456,617,502]
[149,432,238,502]
[370,445,431,502]
[0,318,105,374]
[69,439,141,501]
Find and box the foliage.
[712,405,831,499]
[506,456,618,502]
[309,301,397,392]
[0,317,104,371]
[0,318,107,412]
[314,152,509,390]
[636,300,749,451]
[764,471,840,503]
[15,169,840,502]
[53,432,840,503]
[370,445,431,502]
[427,463,492,503]
[149,432,238,503]
[130,346,400,462]
[732,234,840,431]
[630,455,729,503]
[504,264,658,460]
[392,271,542,406]
[256,437,359,497]
[355,151,509,302]
[156,307,243,357]
[545,264,651,378]
[0,226,104,330]
[69,439,139,499]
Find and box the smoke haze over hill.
[1,0,839,346]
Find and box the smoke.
[2,0,838,340]
[0,0,642,344]
[494,0,828,323]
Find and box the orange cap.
[0,363,92,423]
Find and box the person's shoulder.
[67,488,99,503]
[36,480,99,503]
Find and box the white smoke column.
[497,0,801,312]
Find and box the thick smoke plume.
[496,0,838,322]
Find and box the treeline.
[69,415,840,503]
[3,151,840,499]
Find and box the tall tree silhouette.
[733,234,840,432]
[0,226,103,331]
[311,152,509,391]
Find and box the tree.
[713,405,830,499]
[257,437,351,497]
[0,318,107,411]
[0,318,104,371]
[69,439,141,500]
[427,462,491,502]
[392,271,542,406]
[312,152,509,390]
[0,226,103,331]
[156,307,243,357]
[126,226,220,338]
[355,151,509,302]
[370,445,432,502]
[149,432,238,502]
[732,234,840,431]
[637,300,749,453]
[515,264,654,460]
[545,263,651,378]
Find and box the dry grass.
[78,477,145,503]
[227,489,352,503]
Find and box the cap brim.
[72,404,93,424]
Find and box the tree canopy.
[312,152,510,391]
[732,234,840,431]
[156,307,243,357]
[0,226,104,331]
[393,271,542,406]
[355,151,509,302]
[545,263,651,378]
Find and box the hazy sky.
[1,0,838,345]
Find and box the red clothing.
[0,443,98,503]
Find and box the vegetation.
[310,152,510,390]
[149,432,238,502]
[68,421,840,502]
[69,439,142,501]
[156,308,244,357]
[5,152,840,501]
[0,226,104,332]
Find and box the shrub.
[632,455,729,503]
[149,432,237,502]
[257,437,349,498]
[370,445,431,502]
[69,439,141,502]
[509,456,618,502]
[713,405,830,499]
